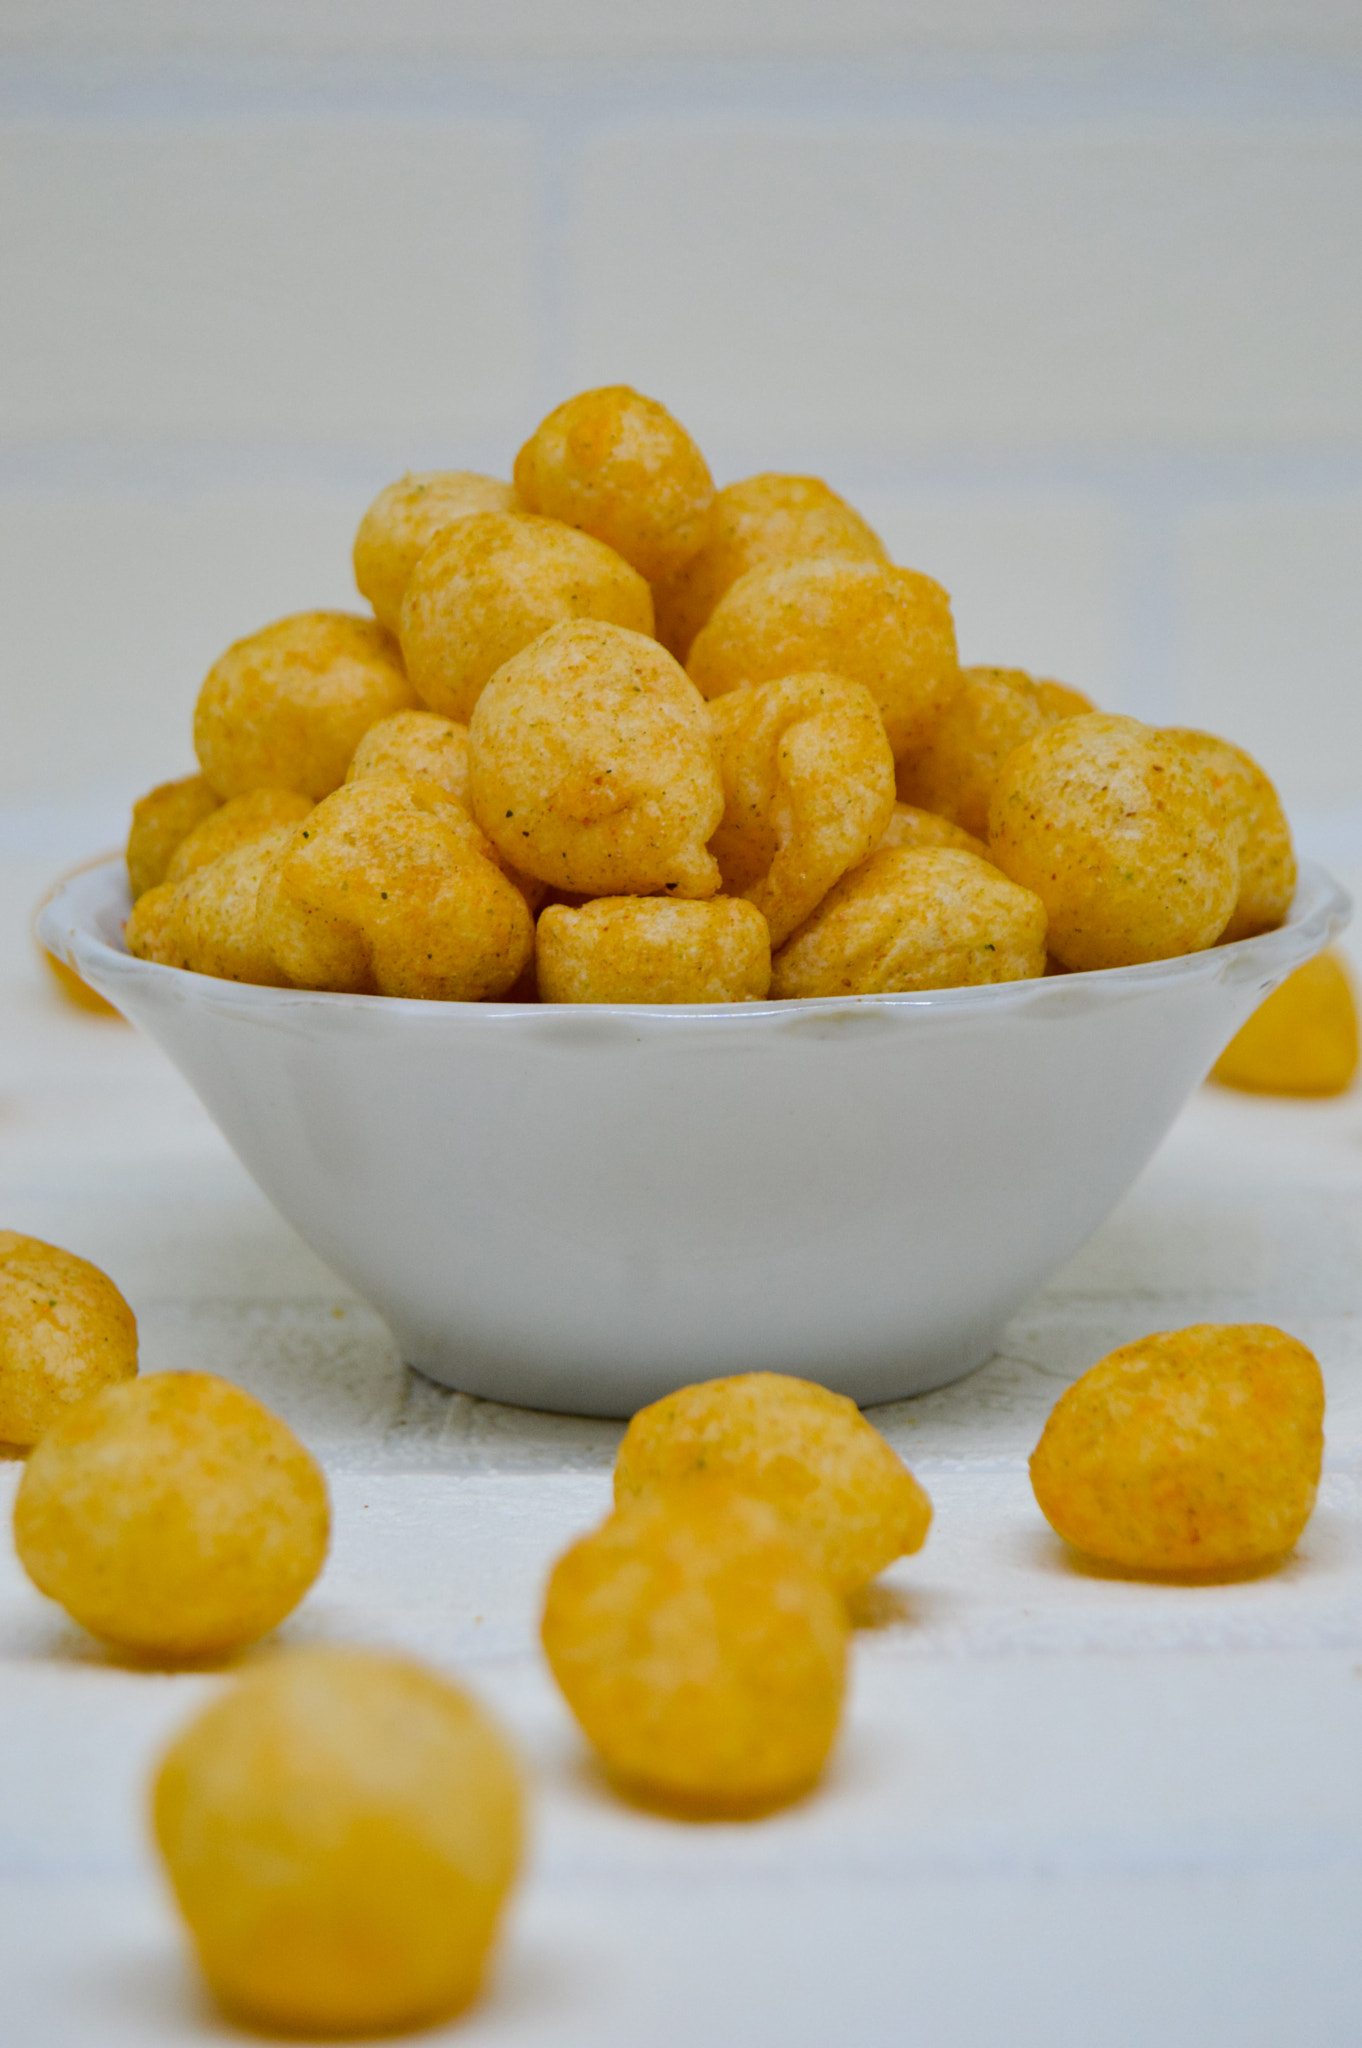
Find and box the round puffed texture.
[537,896,771,1004]
[772,847,1047,999]
[1162,728,1296,944]
[164,789,314,887]
[153,1646,524,2037]
[542,1484,848,1817]
[257,778,533,1002]
[652,473,887,663]
[514,385,714,584]
[469,620,724,899]
[14,1372,329,1658]
[0,1234,137,1447]
[399,512,654,725]
[1029,1324,1324,1574]
[127,775,221,899]
[897,666,1051,840]
[1034,678,1095,722]
[194,612,414,803]
[346,708,471,807]
[353,470,519,633]
[687,558,959,764]
[1213,950,1359,1097]
[616,1372,931,1594]
[987,714,1240,973]
[879,802,991,864]
[125,828,297,988]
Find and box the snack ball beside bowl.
[0,1234,137,1447]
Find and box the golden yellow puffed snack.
[772,847,1047,999]
[687,558,959,764]
[125,828,296,988]
[353,470,519,632]
[652,472,887,663]
[1030,1324,1324,1574]
[469,620,723,898]
[542,1482,847,1817]
[878,801,991,863]
[257,777,533,1001]
[1163,728,1296,944]
[987,714,1240,973]
[538,896,771,1004]
[0,1233,137,1447]
[616,1372,931,1594]
[709,672,896,948]
[14,1372,328,1658]
[127,773,221,899]
[897,665,1051,840]
[346,707,471,805]
[194,611,414,803]
[1213,950,1359,1097]
[153,1646,524,2037]
[399,511,654,725]
[1033,678,1095,722]
[164,788,313,886]
[513,384,714,584]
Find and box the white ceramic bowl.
[41,857,1348,1416]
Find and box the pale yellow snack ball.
[616,1372,931,1594]
[127,774,221,899]
[878,802,991,864]
[514,384,715,584]
[542,1482,848,1817]
[1030,1324,1324,1574]
[468,620,723,899]
[897,665,1051,840]
[153,1647,524,2037]
[1213,950,1359,1097]
[1162,728,1296,944]
[353,470,519,632]
[987,713,1240,973]
[538,896,771,1004]
[164,788,314,887]
[346,707,471,806]
[14,1372,329,1659]
[125,828,296,988]
[194,611,414,802]
[0,1234,137,1447]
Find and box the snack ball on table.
[538,897,771,1005]
[1030,1324,1324,1574]
[897,665,1052,841]
[542,1482,848,1817]
[469,620,724,899]
[1213,950,1359,1097]
[1162,728,1296,944]
[193,612,414,803]
[346,707,471,807]
[878,802,991,864]
[14,1372,328,1659]
[616,1372,932,1595]
[0,1234,137,1448]
[163,788,314,886]
[353,470,519,633]
[687,557,959,766]
[709,671,896,948]
[399,511,654,725]
[126,827,299,988]
[127,774,221,899]
[987,713,1240,972]
[153,1646,524,2037]
[513,384,715,584]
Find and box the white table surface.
[4,846,1362,2047]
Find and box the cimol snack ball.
[353,469,519,632]
[0,1233,137,1447]
[1213,950,1359,1097]
[537,896,771,1004]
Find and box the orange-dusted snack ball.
[542,1483,848,1817]
[469,620,723,899]
[652,473,887,663]
[514,384,714,585]
[257,778,533,1001]
[399,512,654,725]
[988,714,1239,973]
[709,672,895,948]
[878,802,991,863]
[164,789,313,887]
[42,949,120,1015]
[688,558,959,764]
[616,1372,931,1594]
[127,774,221,899]
[1213,950,1359,1097]
[0,1233,137,1447]
[353,470,519,633]
[194,611,414,803]
[1034,677,1095,722]
[772,847,1046,999]
[14,1372,328,1659]
[897,665,1050,840]
[538,896,771,1005]
[1163,728,1296,944]
[125,829,296,988]
[153,1647,524,2037]
[346,708,471,807]
[1030,1324,1324,1574]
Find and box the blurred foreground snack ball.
[469,620,724,898]
[988,713,1240,973]
[127,774,221,899]
[1213,950,1359,1097]
[125,827,298,988]
[772,847,1047,1000]
[0,1234,137,1448]
[194,612,414,803]
[897,665,1051,841]
[1162,728,1295,944]
[538,896,771,1005]
[164,788,314,887]
[1030,1324,1324,1574]
[153,1647,524,2036]
[878,802,991,864]
[14,1372,328,1659]
[346,707,471,806]
[514,384,715,584]
[616,1372,931,1595]
[542,1483,848,1817]
[353,470,518,632]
